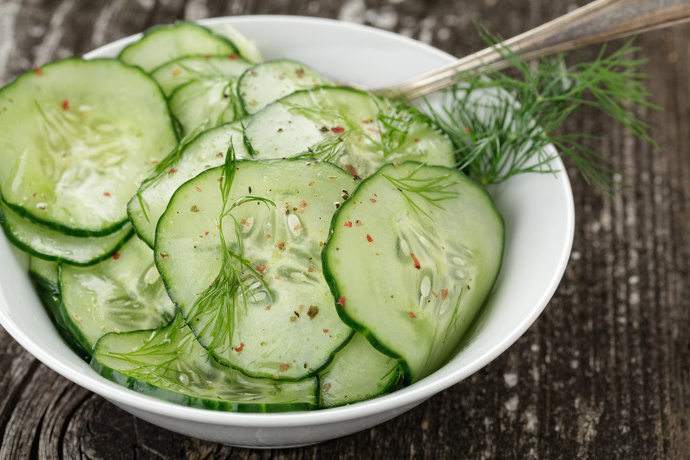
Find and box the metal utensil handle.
[381,0,690,99]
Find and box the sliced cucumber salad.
[0,21,505,412]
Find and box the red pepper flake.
[366,234,374,242]
[204,55,211,60]
[409,312,416,318]
[234,342,245,352]
[331,126,345,134]
[205,231,209,236]
[229,53,239,59]
[257,264,267,273]
[113,253,120,260]
[338,296,346,306]
[441,289,449,300]
[344,221,352,227]
[168,168,178,175]
[323,329,329,333]
[411,253,421,269]
[279,363,290,372]
[370,198,377,203]
[323,383,332,392]
[344,164,359,178]
[465,127,472,134]
[103,192,111,197]
[277,242,285,250]
[414,138,419,142]
[308,266,314,273]
[61,100,69,111]
[33,65,43,76]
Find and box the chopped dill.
[425,28,658,194]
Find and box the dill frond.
[383,165,459,218]
[187,144,275,354]
[425,28,658,194]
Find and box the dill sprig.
[359,99,414,156]
[425,28,658,194]
[188,144,275,354]
[103,315,198,390]
[383,164,459,218]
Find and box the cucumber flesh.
[238,60,328,114]
[150,54,252,96]
[318,332,401,408]
[168,78,244,135]
[59,236,176,352]
[0,200,133,266]
[0,57,177,235]
[323,162,504,382]
[91,314,318,412]
[119,22,238,73]
[128,122,251,248]
[245,87,455,178]
[155,159,357,380]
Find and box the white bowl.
[0,15,574,448]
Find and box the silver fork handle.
[379,0,690,100]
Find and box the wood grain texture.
[0,0,688,458]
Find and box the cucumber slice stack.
[0,21,506,412]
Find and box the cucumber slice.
[155,159,357,380]
[237,60,329,114]
[0,200,133,266]
[318,332,401,408]
[59,236,176,352]
[29,257,91,360]
[245,87,455,178]
[0,57,177,236]
[323,162,504,382]
[128,122,251,247]
[210,24,264,64]
[91,314,317,412]
[168,78,244,135]
[119,22,238,73]
[29,255,58,287]
[150,55,252,96]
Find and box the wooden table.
[1,0,688,458]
